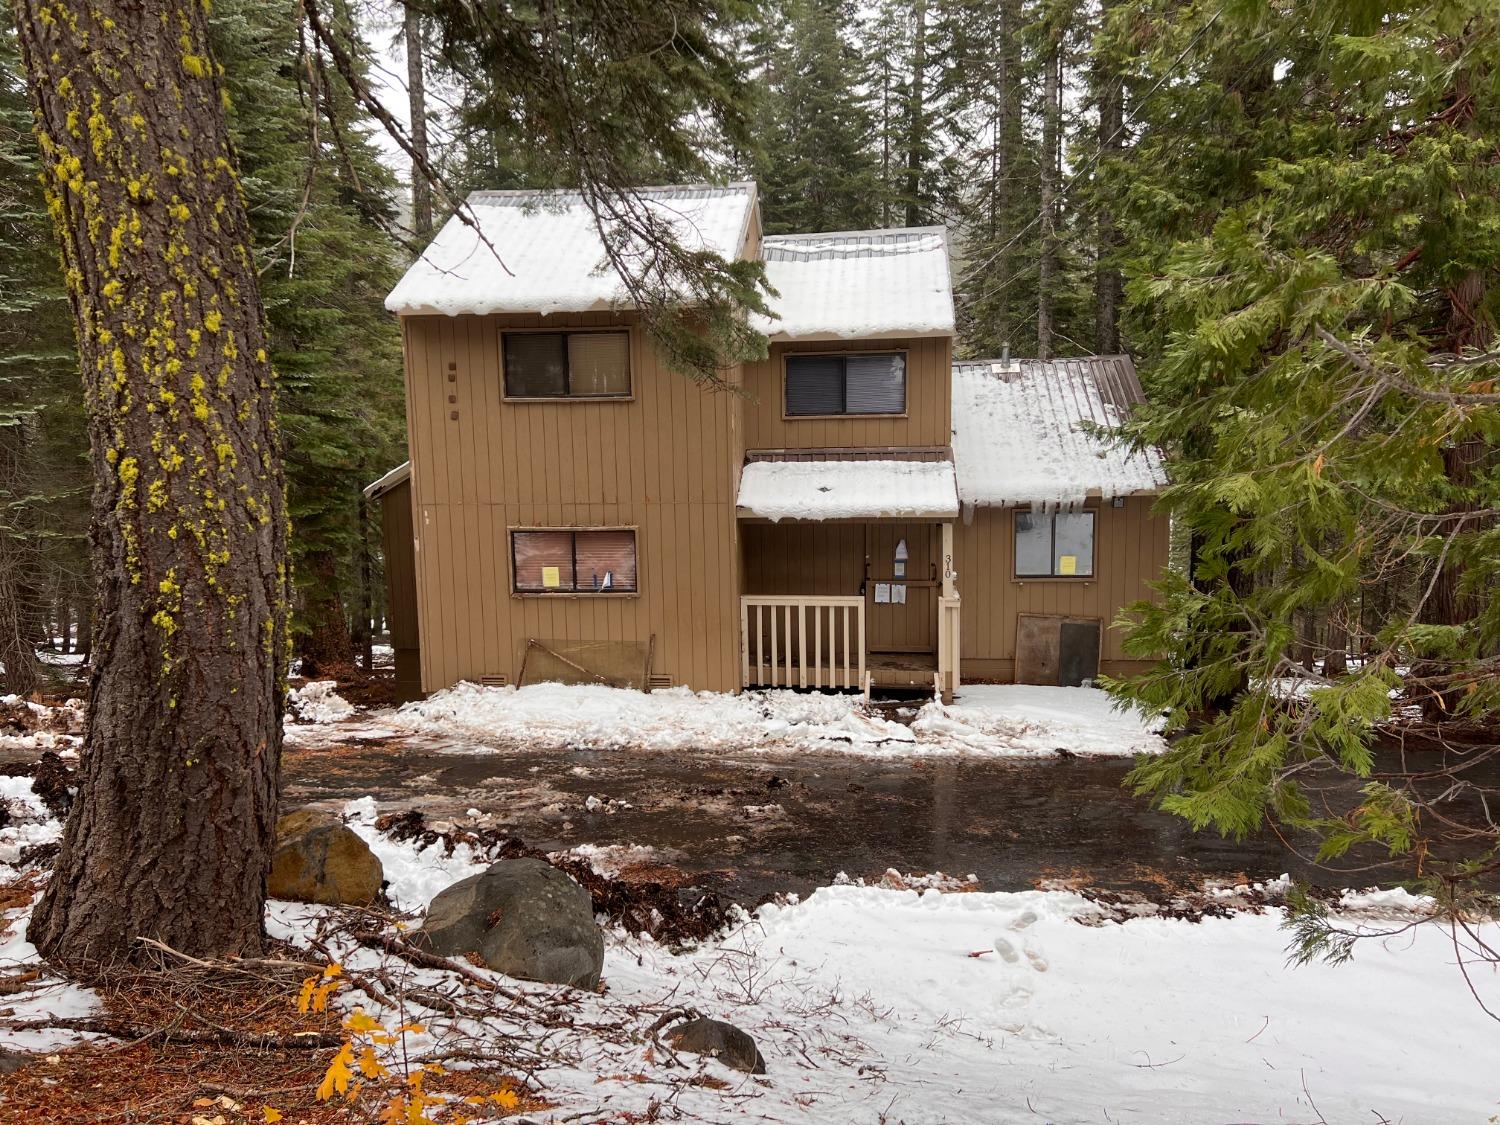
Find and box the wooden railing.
[937,595,961,700]
[740,595,865,691]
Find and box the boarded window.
[785,353,905,416]
[503,331,630,398]
[512,529,637,593]
[1014,511,1095,577]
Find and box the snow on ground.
[387,681,1164,760]
[259,819,1498,1124]
[342,796,489,913]
[0,776,62,880]
[913,684,1166,758]
[0,903,100,1052]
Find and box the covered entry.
[735,451,962,697]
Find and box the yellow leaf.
[396,1022,427,1035]
[296,975,318,1014]
[345,1010,382,1034]
[317,1042,355,1102]
[324,962,344,979]
[358,1046,388,1080]
[490,1089,520,1109]
[262,1110,283,1124]
[377,1095,407,1125]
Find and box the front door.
[866,523,937,653]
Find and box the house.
[366,182,1169,702]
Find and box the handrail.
[740,595,865,690]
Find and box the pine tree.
[1105,2,1500,925]
[751,0,885,234]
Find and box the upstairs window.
[503,330,631,398]
[512,529,638,594]
[1015,511,1095,578]
[785,353,906,416]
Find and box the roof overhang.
[363,461,411,500]
[736,457,959,523]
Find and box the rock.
[663,1018,766,1074]
[267,808,383,905]
[419,858,604,990]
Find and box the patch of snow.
[913,684,1166,758]
[388,682,918,756]
[0,899,101,1051]
[287,680,355,725]
[0,777,62,879]
[559,842,679,878]
[339,797,489,913]
[736,458,958,521]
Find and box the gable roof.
[751,228,955,341]
[385,183,758,317]
[951,356,1167,508]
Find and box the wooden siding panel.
[953,497,1169,679]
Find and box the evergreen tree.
[1105,1,1500,934]
[751,0,885,234]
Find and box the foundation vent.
[646,674,674,691]
[479,674,509,688]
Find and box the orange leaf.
[262,1110,283,1124]
[317,1042,355,1102]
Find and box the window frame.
[1012,509,1096,580]
[508,526,641,598]
[781,349,909,420]
[500,328,634,402]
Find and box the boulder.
[663,1018,766,1074]
[268,808,383,905]
[419,858,604,990]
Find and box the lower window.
[1015,511,1095,577]
[512,529,638,593]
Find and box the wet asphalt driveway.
[281,722,1436,905]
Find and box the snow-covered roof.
[751,228,955,341]
[737,458,959,522]
[952,356,1167,507]
[385,184,758,317]
[363,460,411,500]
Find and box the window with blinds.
[511,529,638,594]
[502,331,630,398]
[784,353,906,416]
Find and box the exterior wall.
[740,336,953,450]
[953,497,1169,680]
[401,311,743,693]
[378,478,423,700]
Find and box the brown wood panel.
[399,312,743,693]
[953,497,1170,680]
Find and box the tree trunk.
[1038,35,1060,361]
[990,0,1017,351]
[355,491,373,673]
[903,0,927,228]
[1094,38,1122,355]
[297,551,354,677]
[403,2,432,241]
[16,0,290,968]
[75,592,91,663]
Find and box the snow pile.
[914,684,1166,758]
[386,184,756,317]
[562,842,681,878]
[287,680,355,725]
[389,682,918,755]
[0,696,84,755]
[752,228,955,340]
[736,458,958,521]
[0,776,63,879]
[952,357,1167,507]
[0,902,101,1051]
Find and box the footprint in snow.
[994,934,1049,973]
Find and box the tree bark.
[15,0,290,968]
[1038,34,1060,361]
[403,2,432,240]
[1094,34,1122,355]
[903,0,927,228]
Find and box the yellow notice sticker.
[541,565,562,589]
[1058,555,1077,575]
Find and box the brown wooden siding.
[952,497,1169,680]
[741,336,953,450]
[402,312,742,693]
[379,477,423,699]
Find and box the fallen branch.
[348,930,527,1003]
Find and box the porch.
[735,450,962,699]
